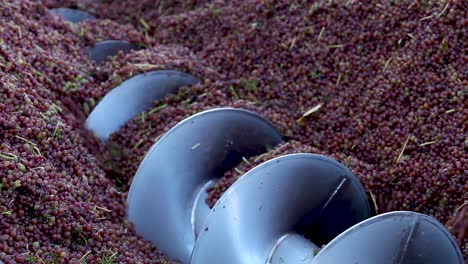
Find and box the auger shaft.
[192,181,322,264]
[267,233,320,264]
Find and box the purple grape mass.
[0,0,466,263]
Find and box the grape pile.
[1,0,466,263]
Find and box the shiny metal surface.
[127,108,283,263]
[192,180,215,239]
[49,8,95,23]
[311,211,464,264]
[190,153,372,264]
[86,40,139,64]
[268,233,320,264]
[85,70,198,141]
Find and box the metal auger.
[86,40,140,64]
[85,70,199,142]
[21,5,463,264]
[191,154,463,264]
[126,109,463,264]
[311,211,464,263]
[49,7,96,23]
[49,8,139,64]
[190,153,372,264]
[126,108,283,263]
[49,8,200,141]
